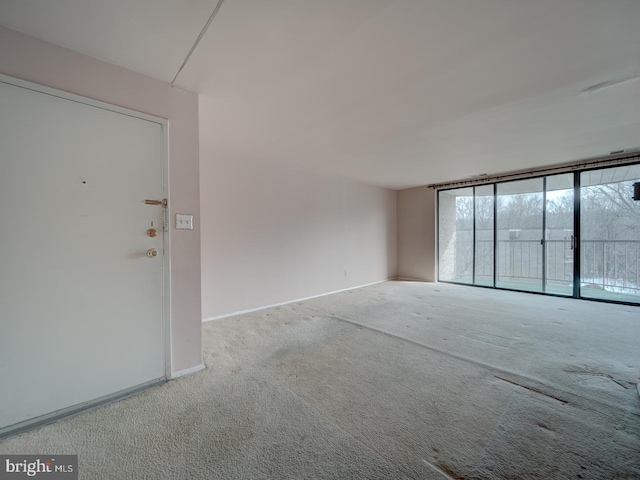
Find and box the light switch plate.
[175,214,193,230]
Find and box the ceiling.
[1,0,639,189]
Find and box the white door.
[0,77,166,432]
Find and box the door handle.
[145,199,167,206]
[146,248,159,258]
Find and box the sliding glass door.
[438,188,473,284]
[545,173,574,296]
[496,178,544,292]
[580,164,640,303]
[437,185,496,286]
[474,185,494,286]
[437,162,639,304]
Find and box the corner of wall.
[396,185,436,281]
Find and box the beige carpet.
[1,281,639,479]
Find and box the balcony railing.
[580,240,640,294]
[451,239,640,297]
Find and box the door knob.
[147,228,158,237]
[146,248,159,258]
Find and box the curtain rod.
[428,152,640,190]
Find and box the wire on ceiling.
[171,0,226,87]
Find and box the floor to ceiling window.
[545,173,575,296]
[580,164,640,303]
[474,184,494,286]
[437,162,639,305]
[496,178,544,293]
[438,187,473,284]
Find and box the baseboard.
[394,276,431,282]
[170,363,205,379]
[203,279,392,323]
[0,377,166,439]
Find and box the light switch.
[175,214,193,230]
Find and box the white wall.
[397,186,437,281]
[0,26,202,375]
[200,155,397,320]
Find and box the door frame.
[0,73,171,380]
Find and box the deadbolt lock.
[147,228,158,237]
[146,248,159,258]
